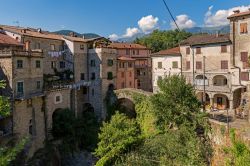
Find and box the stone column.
[229,99,234,117]
[210,98,214,108]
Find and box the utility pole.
[192,47,195,86]
[203,55,206,112]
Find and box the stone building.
[180,34,244,111]
[151,47,181,93]
[108,43,152,92]
[116,56,136,89]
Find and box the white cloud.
[138,15,159,33]
[109,34,119,41]
[122,27,140,38]
[204,5,250,27]
[171,14,196,29]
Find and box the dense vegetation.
[0,80,10,118]
[95,75,212,165]
[134,29,192,53]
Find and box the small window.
[128,62,133,68]
[107,72,113,80]
[129,71,132,77]
[186,61,190,70]
[107,59,113,66]
[29,119,33,135]
[137,80,141,87]
[241,72,249,81]
[158,62,162,69]
[80,45,84,50]
[81,73,85,80]
[129,81,132,86]
[51,61,56,68]
[241,52,248,62]
[36,60,41,68]
[17,81,24,95]
[240,23,248,34]
[186,47,190,55]
[50,44,55,51]
[196,47,201,54]
[35,42,40,49]
[196,61,202,70]
[54,93,63,104]
[132,50,136,55]
[126,49,130,55]
[56,96,60,102]
[90,60,96,67]
[221,45,227,53]
[121,72,124,78]
[17,60,23,69]
[137,69,141,76]
[91,72,96,80]
[83,87,88,94]
[221,60,228,69]
[172,61,178,69]
[60,61,65,68]
[36,81,41,89]
[136,50,139,55]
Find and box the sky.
[0,0,250,40]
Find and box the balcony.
[0,50,43,58]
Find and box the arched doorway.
[213,75,227,86]
[195,75,208,86]
[213,94,229,110]
[117,98,136,118]
[196,92,210,107]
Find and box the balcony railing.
[195,79,208,86]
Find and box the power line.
[161,0,180,31]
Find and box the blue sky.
[0,0,249,39]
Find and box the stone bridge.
[114,88,153,102]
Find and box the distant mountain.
[184,25,230,34]
[53,30,100,39]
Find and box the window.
[107,72,113,80]
[83,87,88,94]
[92,89,94,96]
[35,42,40,49]
[126,49,130,55]
[196,61,202,70]
[136,50,139,55]
[50,44,55,51]
[17,81,24,95]
[25,41,30,51]
[29,119,33,135]
[107,59,113,66]
[36,81,41,89]
[80,44,84,50]
[133,50,136,55]
[129,81,132,86]
[91,73,96,80]
[81,73,85,80]
[121,82,125,88]
[196,47,201,54]
[90,60,96,67]
[221,45,227,53]
[36,60,41,68]
[121,72,125,78]
[172,61,178,69]
[137,69,141,76]
[186,47,190,55]
[122,62,126,68]
[17,60,23,69]
[129,71,132,77]
[221,60,228,69]
[54,93,63,104]
[241,72,249,81]
[186,61,190,70]
[128,62,133,68]
[137,80,141,87]
[241,52,248,62]
[60,61,65,68]
[51,61,56,68]
[240,23,248,34]
[158,62,162,69]
[56,96,60,102]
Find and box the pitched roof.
[180,34,231,46]
[63,36,104,43]
[228,10,250,19]
[117,56,136,61]
[151,47,180,57]
[1,25,63,41]
[0,33,23,46]
[108,43,148,49]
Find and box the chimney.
[37,28,42,33]
[233,10,240,14]
[216,31,219,37]
[69,32,75,37]
[82,35,85,39]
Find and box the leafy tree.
[94,112,141,166]
[0,80,10,118]
[134,29,191,53]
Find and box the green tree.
[0,80,10,118]
[134,29,191,53]
[94,112,141,166]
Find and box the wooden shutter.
[186,61,190,70]
[196,47,201,54]
[186,47,190,55]
[196,61,202,70]
[221,60,228,69]
[221,45,227,53]
[240,23,248,33]
[241,52,248,62]
[241,72,249,81]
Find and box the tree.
[94,112,141,166]
[0,80,10,118]
[134,29,191,53]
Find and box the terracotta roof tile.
[0,33,23,46]
[117,56,136,61]
[180,34,230,46]
[151,47,180,56]
[228,10,250,19]
[108,43,148,49]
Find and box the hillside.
[53,30,100,39]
